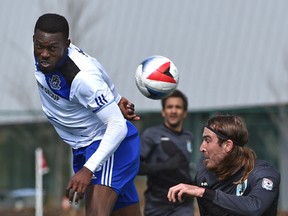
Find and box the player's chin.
[39,66,53,73]
[203,158,212,167]
[39,61,55,72]
[204,160,218,171]
[168,119,180,126]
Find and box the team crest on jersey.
[186,140,193,153]
[49,75,61,90]
[262,178,273,191]
[236,179,248,196]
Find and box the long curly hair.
[206,115,256,183]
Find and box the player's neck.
[164,122,183,133]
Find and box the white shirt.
[35,44,127,172]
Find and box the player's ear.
[183,110,188,118]
[66,39,71,47]
[224,140,233,153]
[161,110,166,118]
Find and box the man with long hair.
[168,115,280,216]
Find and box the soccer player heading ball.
[33,13,142,216]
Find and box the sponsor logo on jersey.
[160,137,170,141]
[37,81,59,101]
[236,179,248,196]
[200,178,208,187]
[262,178,273,190]
[49,75,61,90]
[95,94,108,108]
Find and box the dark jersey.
[195,159,280,216]
[139,124,194,216]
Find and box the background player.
[138,89,195,216]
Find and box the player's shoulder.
[182,128,194,138]
[142,124,164,135]
[251,159,280,180]
[254,159,278,171]
[142,125,171,140]
[68,44,102,73]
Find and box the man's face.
[200,127,227,170]
[161,97,187,130]
[33,29,69,73]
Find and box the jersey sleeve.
[203,165,280,215]
[98,62,122,103]
[70,70,115,111]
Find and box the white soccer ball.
[135,55,179,100]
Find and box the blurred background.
[0,0,288,215]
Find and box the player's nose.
[40,48,50,58]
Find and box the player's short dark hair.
[161,89,188,111]
[34,13,69,40]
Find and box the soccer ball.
[135,55,179,100]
